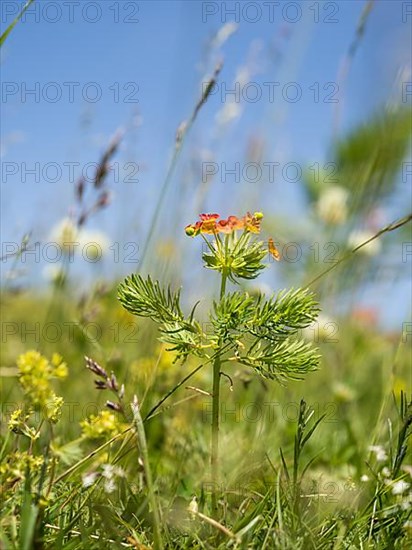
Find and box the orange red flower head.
[185,212,263,237]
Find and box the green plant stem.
[211,354,221,514]
[131,397,164,550]
[139,62,222,271]
[306,212,412,289]
[144,363,205,421]
[211,265,227,514]
[0,0,34,47]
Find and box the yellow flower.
[44,395,64,423]
[0,451,44,484]
[80,410,125,440]
[17,350,67,412]
[8,408,28,432]
[8,408,39,439]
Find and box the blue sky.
[1,0,411,326]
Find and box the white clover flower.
[101,463,125,479]
[79,230,109,263]
[50,218,79,255]
[104,478,116,494]
[347,230,381,257]
[101,464,115,479]
[392,480,410,495]
[82,471,98,488]
[368,445,388,462]
[316,186,349,225]
[101,463,125,494]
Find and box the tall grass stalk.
[138,62,222,270]
[131,396,164,550]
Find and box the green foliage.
[210,288,320,381]
[335,108,411,200]
[118,274,205,361]
[250,288,320,337]
[211,291,256,340]
[392,391,412,478]
[1,286,410,549]
[304,108,412,208]
[202,232,267,283]
[118,274,184,325]
[119,274,320,383]
[234,337,320,382]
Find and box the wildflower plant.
[118,211,321,513]
[15,350,67,424]
[1,351,68,522]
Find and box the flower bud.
[185,225,195,237]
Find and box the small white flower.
[102,464,115,478]
[101,463,125,480]
[360,475,369,482]
[368,445,388,462]
[101,463,125,493]
[50,218,79,254]
[104,478,116,494]
[79,230,109,262]
[392,480,410,495]
[82,471,98,488]
[381,467,391,477]
[316,186,349,225]
[188,496,198,516]
[347,230,381,257]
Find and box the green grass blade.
[0,0,34,48]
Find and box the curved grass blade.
[0,0,34,48]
